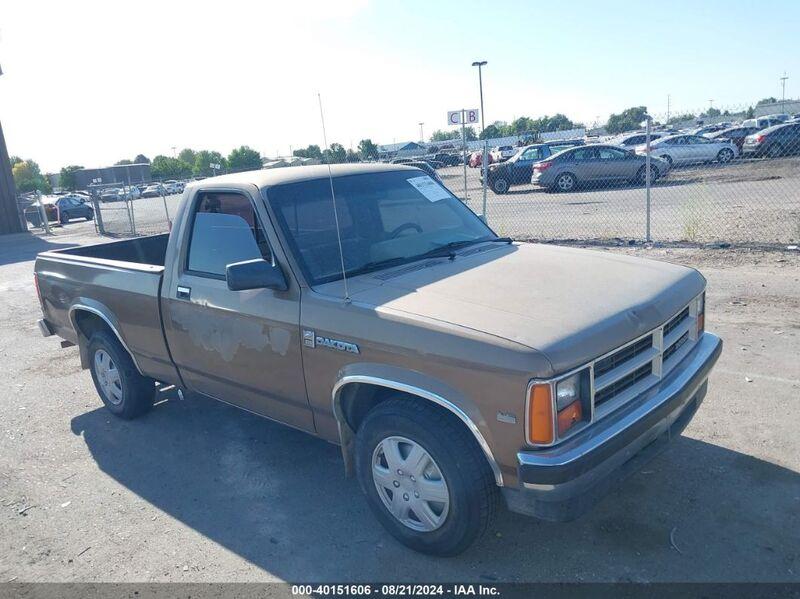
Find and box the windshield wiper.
[418,237,513,260]
[346,256,416,278]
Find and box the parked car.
[162,181,181,195]
[99,188,124,202]
[608,131,670,149]
[741,115,787,130]
[689,123,733,136]
[531,145,669,192]
[35,163,720,556]
[468,150,495,168]
[741,122,800,158]
[50,196,94,223]
[490,145,517,162]
[119,186,141,200]
[431,152,462,167]
[483,144,564,194]
[706,126,761,151]
[635,134,738,166]
[141,183,165,198]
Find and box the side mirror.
[226,258,288,292]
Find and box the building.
[71,163,152,191]
[377,141,427,160]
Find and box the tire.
[635,164,659,185]
[491,177,509,194]
[552,172,577,192]
[717,148,734,163]
[85,210,94,221]
[59,212,69,224]
[355,399,498,556]
[87,330,155,419]
[766,143,783,158]
[659,154,673,168]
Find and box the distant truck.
[35,163,721,555]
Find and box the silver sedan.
[635,134,738,167]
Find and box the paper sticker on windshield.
[407,176,451,202]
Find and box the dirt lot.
[0,229,798,583]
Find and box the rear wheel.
[553,172,577,192]
[659,154,674,168]
[59,212,69,224]
[717,148,734,163]
[85,209,94,221]
[355,399,498,556]
[88,330,155,419]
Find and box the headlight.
[527,368,591,446]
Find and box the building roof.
[377,141,425,153]
[185,163,415,191]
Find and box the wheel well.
[336,382,503,486]
[73,310,112,342]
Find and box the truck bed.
[34,233,180,385]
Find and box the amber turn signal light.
[528,383,554,445]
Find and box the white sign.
[407,176,451,202]
[447,109,480,126]
[209,162,221,170]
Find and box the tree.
[357,139,379,161]
[193,150,226,176]
[115,159,133,165]
[430,129,460,142]
[293,144,323,160]
[178,148,196,166]
[480,124,503,140]
[133,154,150,164]
[745,106,755,119]
[59,165,83,191]
[12,159,51,193]
[757,97,778,106]
[151,155,192,179]
[704,107,721,118]
[667,113,695,125]
[322,143,347,164]
[606,106,648,134]
[463,126,478,141]
[345,149,360,163]
[227,145,262,171]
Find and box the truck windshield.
[267,170,496,285]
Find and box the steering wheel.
[389,222,423,239]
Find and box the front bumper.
[503,332,722,521]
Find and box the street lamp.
[418,122,424,143]
[780,72,789,113]
[471,61,487,133]
[471,60,488,221]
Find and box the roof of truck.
[185,163,417,190]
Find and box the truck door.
[161,188,313,432]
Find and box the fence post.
[644,114,652,243]
[91,193,105,235]
[481,140,488,223]
[127,198,137,236]
[461,109,468,203]
[35,191,51,235]
[160,189,172,230]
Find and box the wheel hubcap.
[372,436,450,532]
[94,349,123,405]
[557,175,573,190]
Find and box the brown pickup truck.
[35,164,722,555]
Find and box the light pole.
[780,72,789,113]
[471,60,488,221]
[666,94,671,125]
[418,122,424,143]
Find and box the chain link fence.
[87,102,800,246]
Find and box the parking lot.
[1,229,798,582]
[79,156,800,245]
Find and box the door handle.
[176,286,191,300]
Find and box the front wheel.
[355,399,498,556]
[491,177,509,194]
[717,148,734,163]
[636,164,659,185]
[659,154,674,168]
[88,330,155,419]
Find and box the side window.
[598,147,626,160]
[571,148,596,161]
[186,192,271,277]
[521,147,542,160]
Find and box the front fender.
[331,362,504,486]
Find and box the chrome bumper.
[504,332,722,521]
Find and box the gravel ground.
[0,229,798,583]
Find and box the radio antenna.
[318,92,350,303]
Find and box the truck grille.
[590,299,701,418]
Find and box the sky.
[1,0,799,172]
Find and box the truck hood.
[327,243,705,376]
